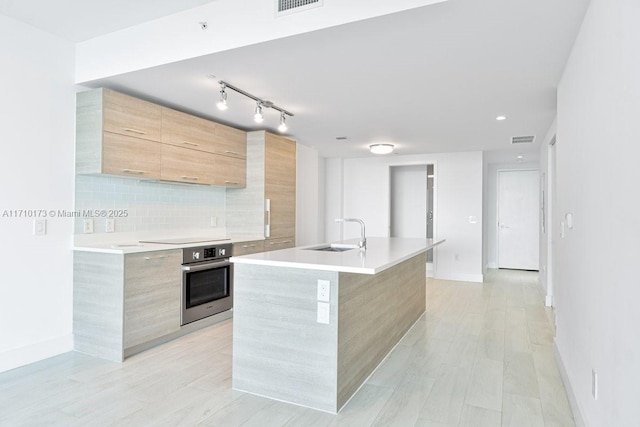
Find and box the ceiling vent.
[511,135,536,145]
[276,0,323,16]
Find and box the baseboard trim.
[486,262,498,269]
[0,334,73,374]
[554,342,587,427]
[433,272,484,283]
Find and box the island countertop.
[230,237,445,275]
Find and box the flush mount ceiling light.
[216,83,228,110]
[496,115,507,121]
[214,79,293,130]
[369,144,394,155]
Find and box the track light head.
[278,112,288,132]
[216,83,228,110]
[254,102,264,123]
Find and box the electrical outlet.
[210,216,217,227]
[592,369,598,400]
[33,219,46,236]
[83,218,94,234]
[317,280,330,302]
[317,302,330,324]
[105,218,115,233]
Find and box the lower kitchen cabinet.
[265,237,295,251]
[232,240,265,256]
[73,249,182,362]
[123,251,182,349]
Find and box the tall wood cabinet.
[226,131,296,251]
[264,133,296,251]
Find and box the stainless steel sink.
[306,244,358,252]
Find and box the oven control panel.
[183,243,232,264]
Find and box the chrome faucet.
[335,218,367,249]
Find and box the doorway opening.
[389,164,436,270]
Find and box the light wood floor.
[0,269,574,426]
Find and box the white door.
[498,170,540,270]
[390,165,427,238]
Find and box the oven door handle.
[182,260,230,272]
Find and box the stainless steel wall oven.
[181,243,232,325]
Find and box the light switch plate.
[317,280,330,302]
[317,302,330,324]
[33,219,46,236]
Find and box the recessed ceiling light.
[496,115,507,121]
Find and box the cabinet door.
[103,89,162,142]
[161,107,216,153]
[212,154,246,188]
[213,123,247,159]
[124,250,182,349]
[102,132,161,179]
[232,240,265,256]
[264,238,295,252]
[160,144,215,184]
[265,133,296,240]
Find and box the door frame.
[496,168,540,270]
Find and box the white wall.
[554,0,640,424]
[328,151,483,282]
[324,158,344,244]
[296,143,324,246]
[0,15,76,372]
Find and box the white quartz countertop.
[231,237,445,275]
[73,235,265,254]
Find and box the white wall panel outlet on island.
[210,216,217,227]
[105,218,115,233]
[83,218,93,234]
[317,279,330,302]
[317,302,330,324]
[33,219,46,236]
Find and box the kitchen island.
[230,237,444,413]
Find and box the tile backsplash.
[74,175,226,234]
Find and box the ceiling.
[3,0,590,160]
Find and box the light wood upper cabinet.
[213,154,246,188]
[102,133,161,179]
[76,88,247,188]
[214,123,247,159]
[161,107,216,153]
[160,144,215,185]
[265,133,296,248]
[103,89,162,142]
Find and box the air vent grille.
[277,0,323,15]
[511,135,536,144]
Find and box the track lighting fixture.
[278,112,288,132]
[213,79,293,130]
[254,102,264,123]
[216,83,228,110]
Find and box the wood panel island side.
[230,237,444,413]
